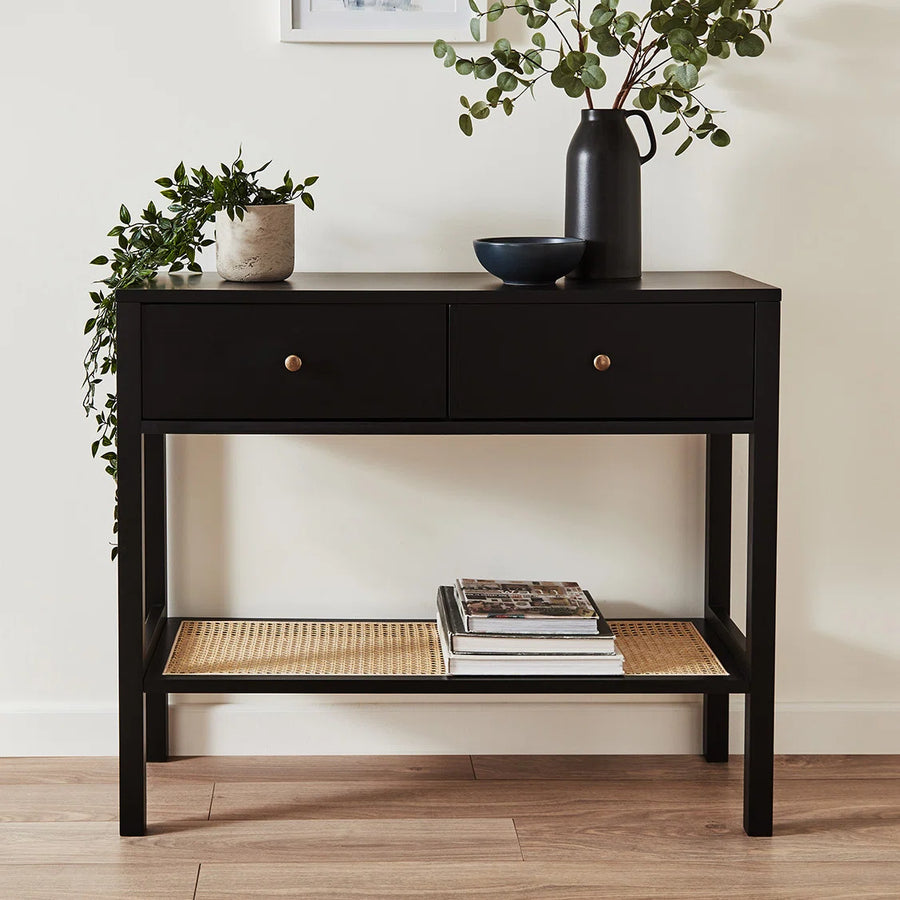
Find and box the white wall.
[1,0,898,755]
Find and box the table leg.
[703,433,733,763]
[743,302,779,837]
[144,434,169,763]
[117,303,147,836]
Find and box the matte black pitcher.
[565,109,656,281]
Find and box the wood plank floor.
[0,755,898,899]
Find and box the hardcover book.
[454,578,600,634]
[438,587,616,654]
[435,602,625,676]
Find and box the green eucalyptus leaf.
[459,112,474,135]
[497,71,518,91]
[487,85,503,103]
[474,57,497,78]
[456,58,475,75]
[566,50,586,71]
[639,86,657,109]
[433,39,448,57]
[503,97,514,115]
[470,16,481,40]
[487,2,503,21]
[532,31,546,49]
[593,30,621,56]
[736,33,764,56]
[581,65,607,90]
[711,128,731,146]
[662,117,680,134]
[564,78,586,98]
[675,135,693,155]
[443,45,457,66]
[659,93,682,112]
[671,62,699,89]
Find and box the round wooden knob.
[593,354,611,372]
[284,355,303,372]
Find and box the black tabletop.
[120,271,780,303]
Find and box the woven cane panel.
[163,620,445,677]
[164,619,727,678]
[610,620,728,676]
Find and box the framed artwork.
[280,0,483,43]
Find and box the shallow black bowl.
[473,237,586,286]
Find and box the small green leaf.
[119,205,131,225]
[433,39,448,58]
[459,113,474,135]
[675,135,693,156]
[303,175,319,186]
[470,100,491,119]
[503,97,514,115]
[474,57,496,79]
[460,95,470,108]
[532,32,546,49]
[90,255,109,266]
[486,85,502,103]
[662,117,680,134]
[566,51,586,71]
[638,86,657,109]
[497,71,517,92]
[659,93,682,113]
[487,1,503,21]
[456,59,475,75]
[581,65,607,90]
[711,128,731,147]
[155,177,173,187]
[736,33,764,56]
[564,78,586,98]
[671,62,699,90]
[469,17,480,40]
[443,45,457,67]
[301,193,314,210]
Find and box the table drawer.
[142,303,446,420]
[450,303,755,420]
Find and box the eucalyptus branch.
[436,0,781,147]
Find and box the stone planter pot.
[215,203,294,282]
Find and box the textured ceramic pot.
[216,204,294,282]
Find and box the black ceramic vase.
[565,108,657,281]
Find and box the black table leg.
[144,434,169,763]
[743,302,780,837]
[118,303,147,836]
[703,433,732,763]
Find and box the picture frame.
[280,0,484,43]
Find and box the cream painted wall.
[1,0,898,755]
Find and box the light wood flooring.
[1,755,898,899]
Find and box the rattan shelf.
[144,614,742,696]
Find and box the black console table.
[117,271,780,837]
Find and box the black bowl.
[473,237,586,286]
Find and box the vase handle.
[625,110,657,165]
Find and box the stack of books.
[436,579,624,675]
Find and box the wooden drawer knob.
[593,354,611,372]
[284,355,303,372]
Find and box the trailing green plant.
[83,151,318,558]
[434,0,783,152]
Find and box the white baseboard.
[2,699,898,757]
